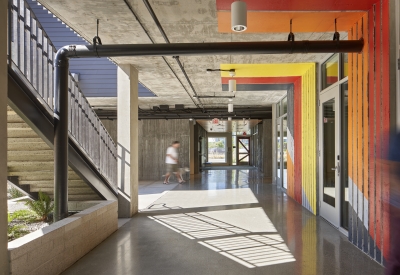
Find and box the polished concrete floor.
[62,169,384,275]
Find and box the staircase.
[7,106,101,201]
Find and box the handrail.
[7,0,117,191]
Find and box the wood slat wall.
[138,120,190,180]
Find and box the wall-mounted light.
[231,1,247,32]
[228,98,233,102]
[228,79,236,92]
[228,117,232,121]
[228,103,234,113]
[189,118,193,121]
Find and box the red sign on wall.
[212,118,219,124]
[243,132,247,136]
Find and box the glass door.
[319,84,340,228]
[282,117,288,189]
[237,137,250,165]
[276,119,282,187]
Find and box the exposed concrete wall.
[0,0,8,272]
[138,119,190,180]
[117,65,138,218]
[8,201,117,275]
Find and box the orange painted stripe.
[217,11,366,33]
[375,1,382,251]
[357,21,363,193]
[362,14,369,201]
[368,6,375,240]
[348,28,354,187]
[382,0,390,260]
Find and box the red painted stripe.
[381,0,390,260]
[375,0,382,251]
[216,0,377,11]
[368,7,376,240]
[221,76,301,84]
[294,78,302,204]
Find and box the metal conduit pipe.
[141,0,205,110]
[122,0,202,109]
[66,40,364,58]
[53,39,363,220]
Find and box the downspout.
[53,39,363,220]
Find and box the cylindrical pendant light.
[228,79,236,92]
[231,1,247,32]
[228,103,234,113]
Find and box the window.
[322,54,339,90]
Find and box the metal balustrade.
[7,0,117,191]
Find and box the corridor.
[61,169,383,275]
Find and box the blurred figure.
[385,132,400,275]
[163,141,185,184]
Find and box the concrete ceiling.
[36,0,365,112]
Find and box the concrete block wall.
[8,201,117,275]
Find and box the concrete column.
[117,65,138,218]
[0,0,9,273]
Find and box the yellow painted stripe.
[220,63,314,77]
[301,65,317,214]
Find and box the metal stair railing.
[7,0,117,192]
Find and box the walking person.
[164,141,185,184]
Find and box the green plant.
[25,191,54,221]
[7,213,27,241]
[10,209,36,222]
[8,187,24,199]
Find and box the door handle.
[331,162,340,176]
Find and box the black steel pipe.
[53,38,363,220]
[66,40,364,58]
[53,48,69,221]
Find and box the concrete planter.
[8,200,117,275]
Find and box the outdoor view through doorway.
[208,137,227,163]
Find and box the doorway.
[276,116,288,189]
[236,137,250,165]
[208,137,227,163]
[318,82,349,230]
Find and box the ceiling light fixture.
[229,79,236,92]
[228,103,234,113]
[231,1,247,32]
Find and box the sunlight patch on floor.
[142,188,259,211]
[149,207,295,268]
